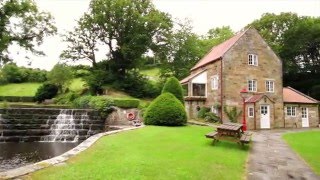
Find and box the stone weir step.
[0,108,101,116]
[0,124,103,130]
[0,129,101,136]
[0,118,105,125]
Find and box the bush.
[143,93,187,126]
[204,112,220,123]
[161,77,184,104]
[55,92,80,105]
[113,70,160,98]
[223,106,242,123]
[73,95,114,112]
[73,96,93,108]
[113,99,140,109]
[34,83,58,102]
[197,107,211,119]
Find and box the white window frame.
[248,107,254,117]
[248,80,257,92]
[265,80,274,92]
[211,75,219,90]
[248,54,258,66]
[286,106,296,117]
[211,106,218,115]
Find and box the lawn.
[0,82,42,96]
[30,126,249,180]
[283,131,320,175]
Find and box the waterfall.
[41,109,90,142]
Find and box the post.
[242,97,247,131]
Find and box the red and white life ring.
[127,112,135,121]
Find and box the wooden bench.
[240,132,252,145]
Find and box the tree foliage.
[0,63,47,83]
[0,0,57,65]
[34,83,58,102]
[47,64,73,93]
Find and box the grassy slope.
[0,83,42,96]
[31,126,249,180]
[283,131,320,175]
[140,67,160,81]
[69,78,86,92]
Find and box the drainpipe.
[254,102,256,130]
[220,58,223,123]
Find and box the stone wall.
[0,108,105,142]
[106,107,142,126]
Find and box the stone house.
[180,27,319,130]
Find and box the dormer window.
[248,54,258,66]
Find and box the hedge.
[113,99,140,109]
[143,93,187,126]
[162,77,184,104]
[0,96,34,102]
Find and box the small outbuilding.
[283,87,319,128]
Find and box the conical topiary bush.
[143,93,187,126]
[161,77,184,104]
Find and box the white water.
[41,109,91,142]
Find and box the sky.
[9,0,320,70]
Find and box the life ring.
[127,112,135,121]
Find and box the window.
[286,106,296,117]
[248,107,254,117]
[192,83,206,96]
[266,80,274,92]
[248,80,257,92]
[248,54,258,66]
[211,75,219,90]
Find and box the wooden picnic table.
[205,122,251,146]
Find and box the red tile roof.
[245,94,264,103]
[245,94,274,103]
[283,87,319,104]
[191,28,248,71]
[180,69,206,84]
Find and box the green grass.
[0,82,42,96]
[283,131,320,175]
[30,126,249,180]
[141,67,160,81]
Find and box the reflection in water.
[0,142,80,172]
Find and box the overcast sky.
[10,0,320,70]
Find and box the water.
[41,109,91,142]
[0,142,80,172]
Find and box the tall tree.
[89,0,172,78]
[60,13,101,67]
[249,12,299,55]
[0,0,57,65]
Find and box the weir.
[0,108,106,142]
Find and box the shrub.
[88,96,114,113]
[223,106,242,123]
[204,112,220,123]
[161,77,184,104]
[197,106,211,119]
[55,92,80,105]
[73,96,93,108]
[143,93,187,126]
[113,99,140,109]
[112,70,161,98]
[34,83,58,102]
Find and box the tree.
[47,64,73,93]
[159,23,234,80]
[161,76,184,104]
[249,12,299,55]
[83,0,171,79]
[159,21,202,79]
[60,13,100,67]
[0,0,57,65]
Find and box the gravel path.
[247,130,319,180]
